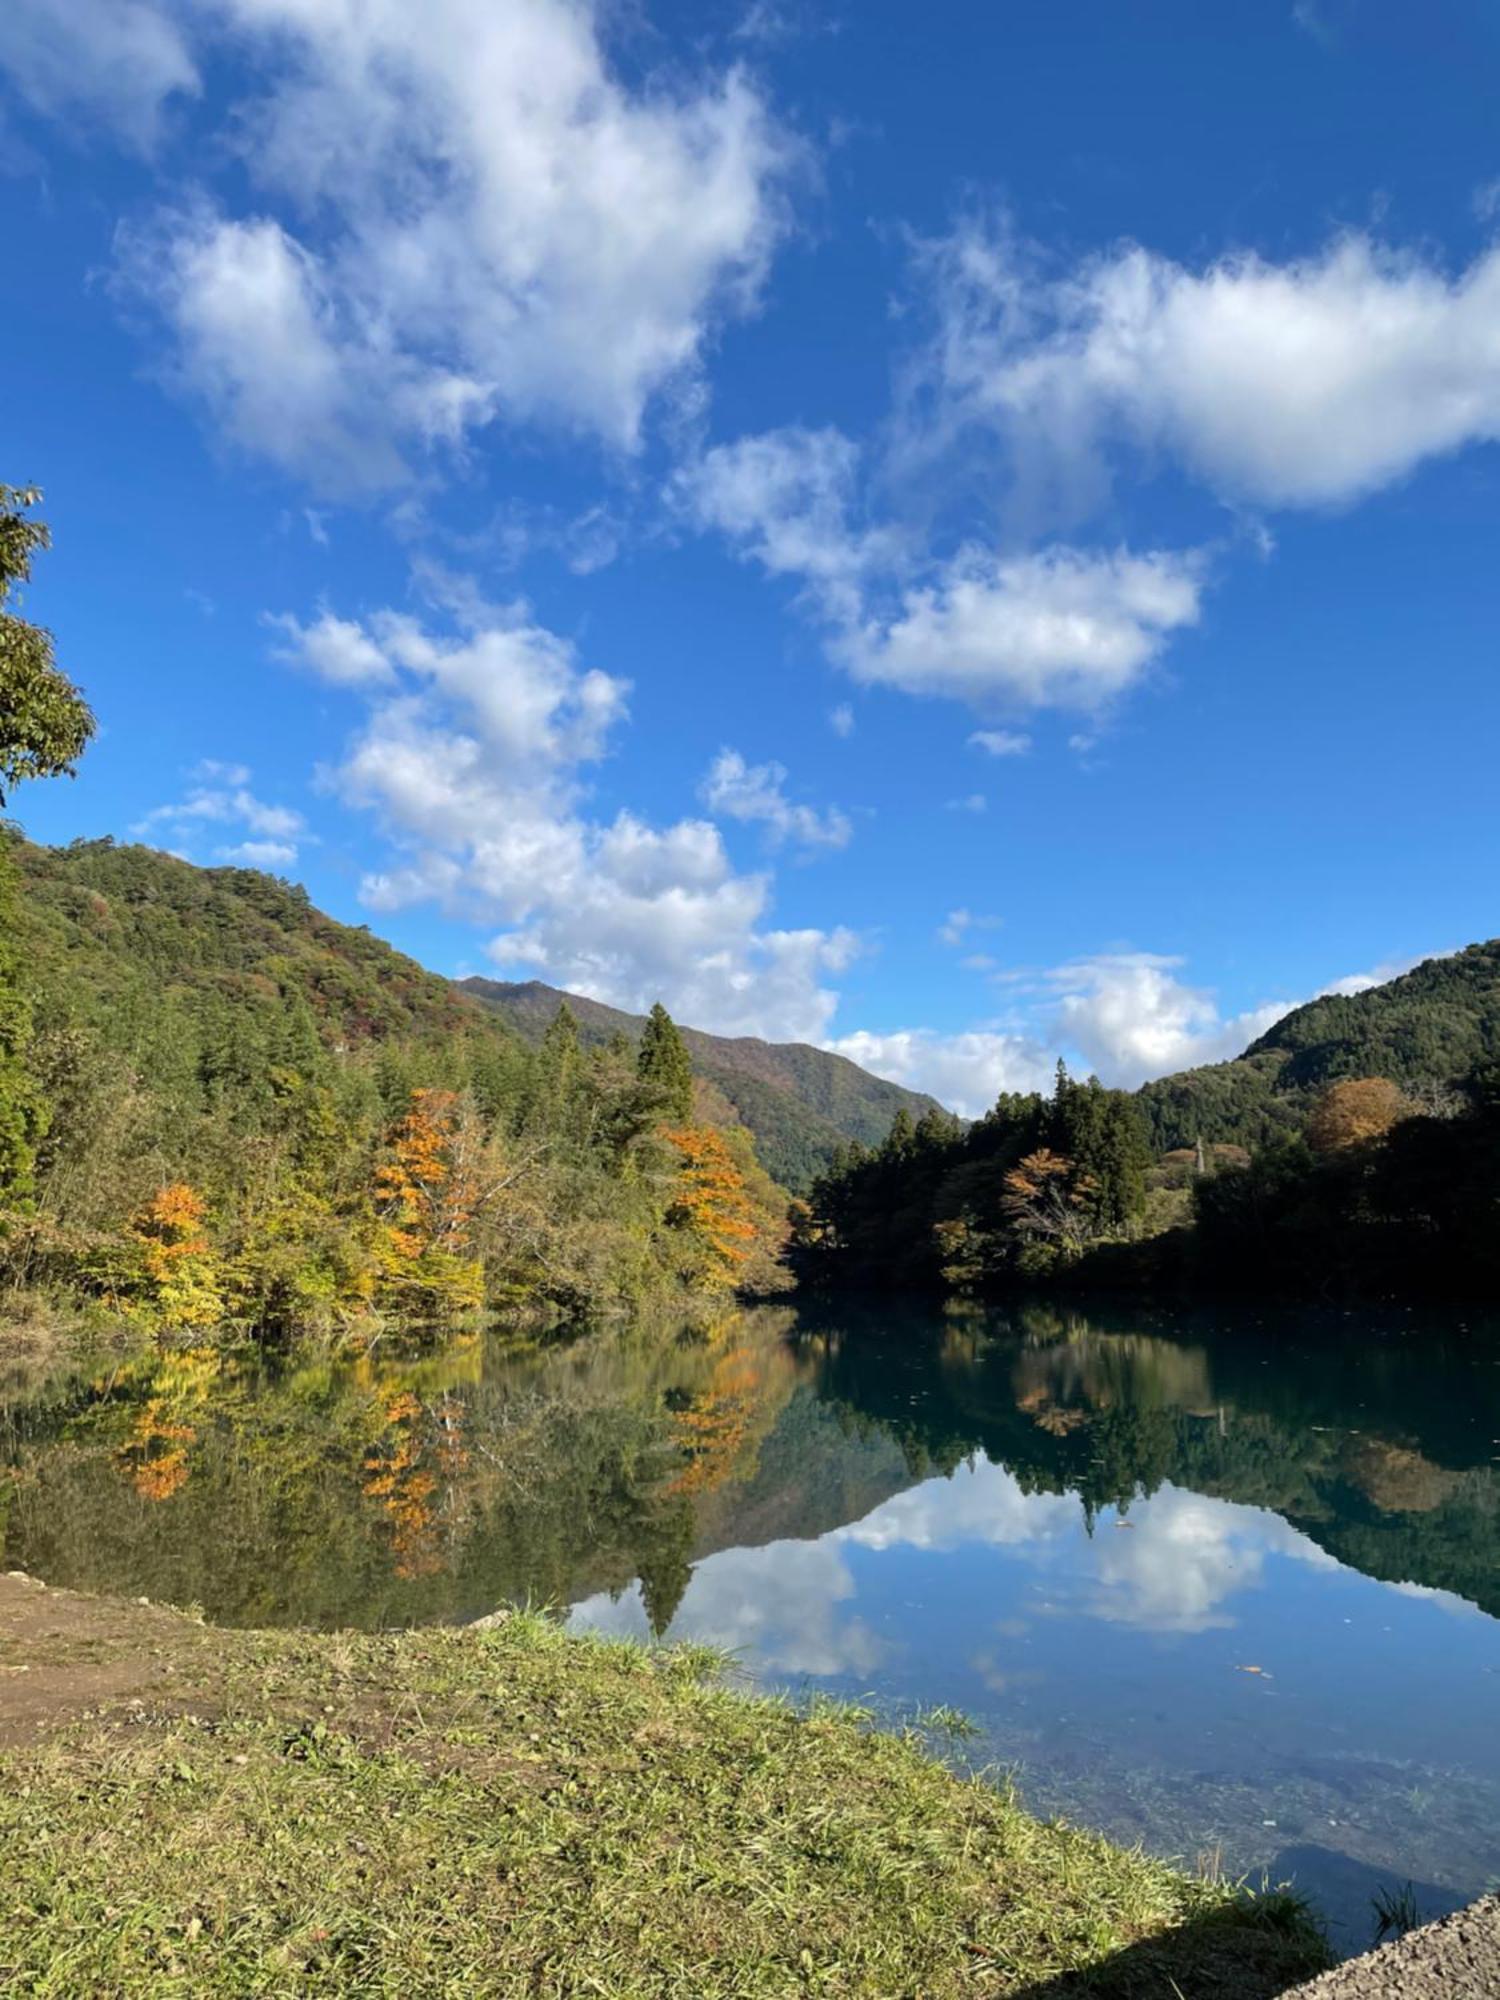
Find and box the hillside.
[462,978,943,1190]
[1136,942,1500,1150]
[3,836,801,1325]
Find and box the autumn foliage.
[374,1089,484,1316]
[1306,1077,1409,1154]
[663,1125,756,1286]
[118,1182,225,1329]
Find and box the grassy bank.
[0,1577,1329,1998]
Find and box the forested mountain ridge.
[1136,942,1499,1150]
[462,977,943,1190]
[17,837,504,1063]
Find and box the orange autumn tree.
[374,1088,484,1319]
[1000,1148,1097,1258]
[662,1125,756,1289]
[116,1182,225,1330]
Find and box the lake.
[4,1298,1498,1954]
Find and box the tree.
[0,486,94,804]
[1000,1148,1095,1255]
[374,1089,484,1317]
[663,1125,756,1287]
[1306,1077,1408,1154]
[0,487,94,1210]
[116,1183,226,1330]
[637,1002,694,1124]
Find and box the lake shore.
[0,1569,1331,1997]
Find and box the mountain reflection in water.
[4,1298,1498,1950]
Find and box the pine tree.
[637,1002,694,1124]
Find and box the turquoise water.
[5,1298,1498,1951]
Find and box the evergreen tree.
[637,1002,694,1124]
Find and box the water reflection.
[3,1297,1499,1946]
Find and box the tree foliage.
[1305,1076,1408,1154]
[0,486,94,804]
[637,1003,694,1125]
[792,1066,1150,1294]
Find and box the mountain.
[461,978,943,1189]
[1137,942,1500,1150]
[11,837,936,1196]
[15,836,511,1065]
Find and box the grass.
[0,1599,1331,1997]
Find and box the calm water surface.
[4,1299,1498,1951]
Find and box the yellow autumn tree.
[373,1089,484,1319]
[1306,1077,1409,1154]
[662,1125,756,1289]
[116,1182,224,1330]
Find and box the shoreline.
[0,1569,1332,1996]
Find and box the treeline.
[794,1058,1500,1303]
[1192,1069,1500,1297]
[2,896,782,1335]
[790,1065,1153,1293]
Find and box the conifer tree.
[637,1002,694,1124]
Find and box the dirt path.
[0,1567,214,1749]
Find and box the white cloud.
[851,944,1428,1108]
[674,425,888,623]
[846,544,1204,709]
[828,702,855,737]
[219,838,298,868]
[1316,954,1425,997]
[84,0,793,486]
[969,728,1031,757]
[700,748,852,852]
[824,1027,1054,1119]
[571,1537,887,1678]
[924,218,1500,510]
[274,591,857,1041]
[134,762,307,866]
[681,426,1205,717]
[1046,953,1295,1088]
[0,0,197,148]
[945,792,988,814]
[937,908,1001,948]
[269,608,395,687]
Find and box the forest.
[793,1034,1500,1303]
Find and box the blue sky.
[3,0,1497,1113]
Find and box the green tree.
[0,486,94,804]
[0,848,45,1208]
[0,487,94,1210]
[637,1002,694,1124]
